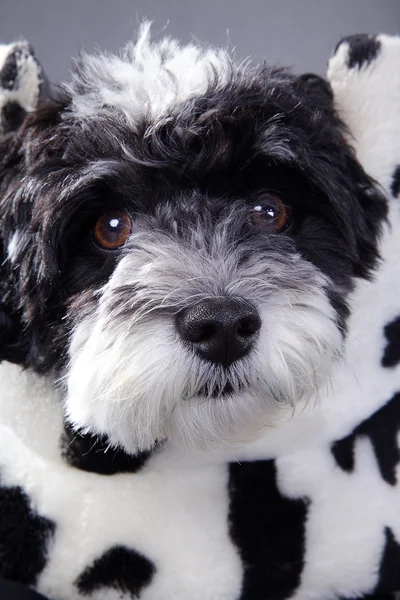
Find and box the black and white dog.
[0,25,386,451]
[0,26,399,600]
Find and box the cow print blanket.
[0,33,399,600]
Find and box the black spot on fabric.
[373,528,400,595]
[0,482,55,585]
[75,545,155,596]
[1,102,27,134]
[229,460,307,600]
[391,165,400,198]
[343,34,381,70]
[365,596,394,600]
[0,49,20,90]
[0,581,50,599]
[331,393,400,485]
[61,423,154,475]
[331,434,355,472]
[339,595,395,599]
[382,316,400,368]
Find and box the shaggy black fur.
[61,424,154,474]
[0,66,387,374]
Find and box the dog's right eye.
[249,193,292,233]
[93,210,133,250]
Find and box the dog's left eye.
[93,210,133,250]
[250,193,291,233]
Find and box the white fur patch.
[64,22,236,126]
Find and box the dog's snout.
[176,298,261,366]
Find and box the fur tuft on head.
[65,21,236,125]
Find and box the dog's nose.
[176,298,261,366]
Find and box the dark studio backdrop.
[1,0,400,84]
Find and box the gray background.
[1,0,400,84]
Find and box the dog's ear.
[0,131,28,365]
[0,94,72,368]
[0,302,28,365]
[295,73,334,113]
[0,41,50,366]
[295,72,387,280]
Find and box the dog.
[0,24,387,455]
[1,26,398,600]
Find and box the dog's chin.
[168,386,283,451]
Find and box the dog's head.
[0,26,387,453]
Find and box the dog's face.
[0,29,387,453]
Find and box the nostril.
[189,323,217,343]
[236,315,261,338]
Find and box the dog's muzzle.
[175,297,261,367]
